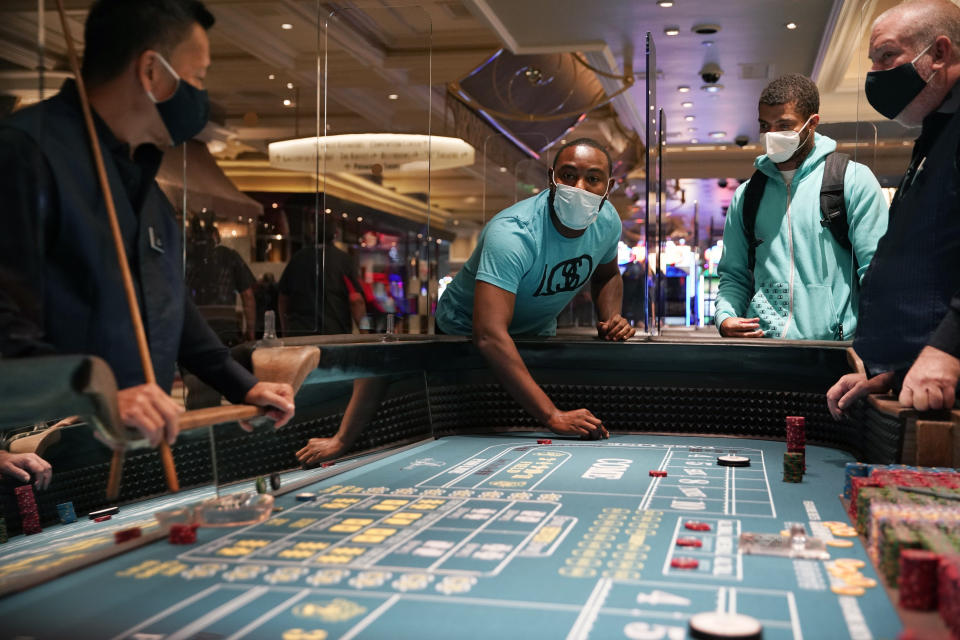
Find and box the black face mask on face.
[147,52,210,146]
[864,41,936,120]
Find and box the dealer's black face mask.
[146,52,210,146]
[864,41,936,120]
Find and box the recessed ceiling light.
[709,131,726,138]
[342,213,348,219]
[499,166,507,173]
[268,74,275,80]
[690,138,699,143]
[681,101,693,108]
[281,23,293,30]
[282,99,292,106]
[702,40,714,47]
[271,202,278,209]
[324,208,332,214]
[692,23,721,35]
[786,22,798,30]
[357,216,363,222]
[687,127,697,132]
[677,85,691,93]
[388,94,399,100]
[656,0,674,6]
[286,82,294,89]
[701,84,724,93]
[664,26,680,36]
[684,115,695,121]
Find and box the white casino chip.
[688,612,763,640]
[716,455,751,468]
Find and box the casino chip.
[676,537,703,548]
[296,493,317,502]
[717,455,750,467]
[670,557,699,570]
[269,473,282,491]
[684,521,712,532]
[688,611,763,640]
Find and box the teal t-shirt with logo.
[436,190,621,336]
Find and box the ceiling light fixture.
[690,138,699,143]
[786,22,798,30]
[656,0,674,6]
[281,23,293,30]
[282,99,292,106]
[664,26,680,36]
[684,115,695,121]
[677,85,691,93]
[287,82,294,89]
[268,74,275,80]
[681,101,693,108]
[709,131,726,138]
[388,94,399,100]
[701,84,724,93]
[687,127,697,133]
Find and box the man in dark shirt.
[828,0,960,416]
[279,226,366,336]
[187,223,257,344]
[0,0,294,485]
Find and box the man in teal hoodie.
[715,74,889,340]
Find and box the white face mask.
[550,178,608,230]
[764,114,815,163]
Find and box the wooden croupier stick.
[55,0,179,499]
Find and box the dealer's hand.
[597,314,635,341]
[720,317,764,338]
[296,437,348,467]
[117,383,184,447]
[826,371,894,420]
[0,451,52,489]
[546,408,609,439]
[241,381,296,431]
[899,346,960,411]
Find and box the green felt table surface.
[0,434,902,639]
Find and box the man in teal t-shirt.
[436,138,634,439]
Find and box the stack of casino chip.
[56,501,77,524]
[844,462,871,500]
[14,485,42,535]
[785,415,805,469]
[938,554,960,637]
[782,452,803,483]
[899,549,940,610]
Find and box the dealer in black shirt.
[827,0,960,418]
[0,0,295,486]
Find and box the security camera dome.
[700,62,723,84]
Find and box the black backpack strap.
[820,152,851,251]
[741,169,768,273]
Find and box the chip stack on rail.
[844,462,871,500]
[938,554,960,637]
[899,549,940,610]
[56,501,77,524]
[783,452,804,483]
[785,416,805,470]
[14,485,42,535]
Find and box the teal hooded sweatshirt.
[715,133,889,340]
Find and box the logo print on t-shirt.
[533,254,594,296]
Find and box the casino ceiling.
[0,0,917,234]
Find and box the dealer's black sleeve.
[928,289,960,359]
[0,128,57,358]
[178,294,258,403]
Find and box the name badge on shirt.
[148,226,164,254]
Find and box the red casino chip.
[684,521,711,532]
[648,470,667,477]
[537,439,552,445]
[113,527,142,544]
[670,557,700,570]
[675,537,703,548]
[169,523,199,545]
